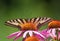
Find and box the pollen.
[48,20,60,28]
[19,23,37,30]
[25,36,40,41]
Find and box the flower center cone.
[48,20,60,28]
[19,23,37,30]
[25,36,40,41]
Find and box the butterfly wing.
[5,19,26,28]
[5,17,52,28]
[32,17,52,27]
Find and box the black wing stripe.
[16,19,20,23]
[13,20,18,23]
[25,19,28,22]
[28,19,30,22]
[42,18,51,24]
[34,17,40,23]
[36,17,51,27]
[31,18,34,23]
[9,20,13,23]
[39,17,51,24]
[38,17,41,21]
[16,19,23,24]
[6,20,19,26]
[30,18,32,22]
[36,17,43,24]
[19,19,24,24]
[40,17,43,21]
[7,21,11,23]
[33,18,37,23]
[47,18,50,20]
[44,17,47,20]
[22,19,26,23]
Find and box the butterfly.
[5,17,52,29]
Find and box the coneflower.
[5,17,51,41]
[47,20,60,41]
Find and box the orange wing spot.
[25,36,40,41]
[48,20,60,28]
[19,23,37,30]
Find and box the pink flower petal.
[41,29,49,38]
[14,31,23,41]
[51,29,57,38]
[23,31,29,38]
[23,30,33,38]
[7,31,20,39]
[47,29,57,39]
[58,32,60,40]
[58,28,60,30]
[29,31,33,36]
[47,29,54,38]
[33,31,46,39]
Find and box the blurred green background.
[0,0,60,41]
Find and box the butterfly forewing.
[35,17,52,27]
[39,17,51,24]
[30,17,51,27]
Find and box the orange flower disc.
[25,36,40,41]
[48,20,60,28]
[19,23,37,30]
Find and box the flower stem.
[56,28,58,41]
